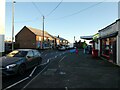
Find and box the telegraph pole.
[12,0,15,51]
[74,36,75,42]
[42,15,45,49]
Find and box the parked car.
[0,49,42,76]
[58,46,66,51]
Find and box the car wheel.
[18,64,26,75]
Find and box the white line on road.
[55,56,57,58]
[29,66,37,77]
[59,56,66,63]
[47,59,50,63]
[22,65,49,89]
[65,87,68,90]
[3,77,29,90]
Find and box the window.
[33,50,41,57]
[27,50,34,57]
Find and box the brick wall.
[15,27,36,49]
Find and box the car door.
[33,50,42,65]
[26,50,35,69]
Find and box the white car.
[58,46,66,51]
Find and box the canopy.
[80,35,93,40]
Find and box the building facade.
[99,19,120,66]
[15,26,55,49]
[15,26,69,49]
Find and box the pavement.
[23,49,120,89]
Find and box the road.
[2,49,68,90]
[22,49,120,89]
[2,49,120,89]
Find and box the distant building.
[54,35,69,46]
[15,26,55,49]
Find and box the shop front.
[99,33,118,63]
[99,19,120,65]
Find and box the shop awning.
[80,35,93,40]
[99,31,118,39]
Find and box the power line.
[52,0,106,20]
[32,2,43,16]
[14,2,43,23]
[46,0,63,17]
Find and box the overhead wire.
[51,0,106,20]
[32,2,44,16]
[14,2,43,23]
[14,0,105,23]
[46,0,63,17]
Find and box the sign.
[0,35,4,52]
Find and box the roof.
[16,49,33,51]
[54,36,68,41]
[80,35,93,40]
[27,26,51,38]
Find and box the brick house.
[54,36,69,46]
[15,26,55,49]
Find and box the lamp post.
[12,0,15,51]
[42,15,45,49]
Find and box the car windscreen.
[7,50,28,57]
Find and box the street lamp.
[12,0,16,51]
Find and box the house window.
[39,37,41,41]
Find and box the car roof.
[16,49,36,51]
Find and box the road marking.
[22,64,49,89]
[65,87,68,90]
[29,66,37,77]
[59,56,66,63]
[45,54,47,56]
[3,77,29,90]
[55,56,57,58]
[47,59,50,63]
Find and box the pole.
[42,15,45,49]
[74,36,75,42]
[12,0,15,51]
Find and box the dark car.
[0,49,42,76]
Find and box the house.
[99,19,120,66]
[54,35,69,46]
[15,26,55,49]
